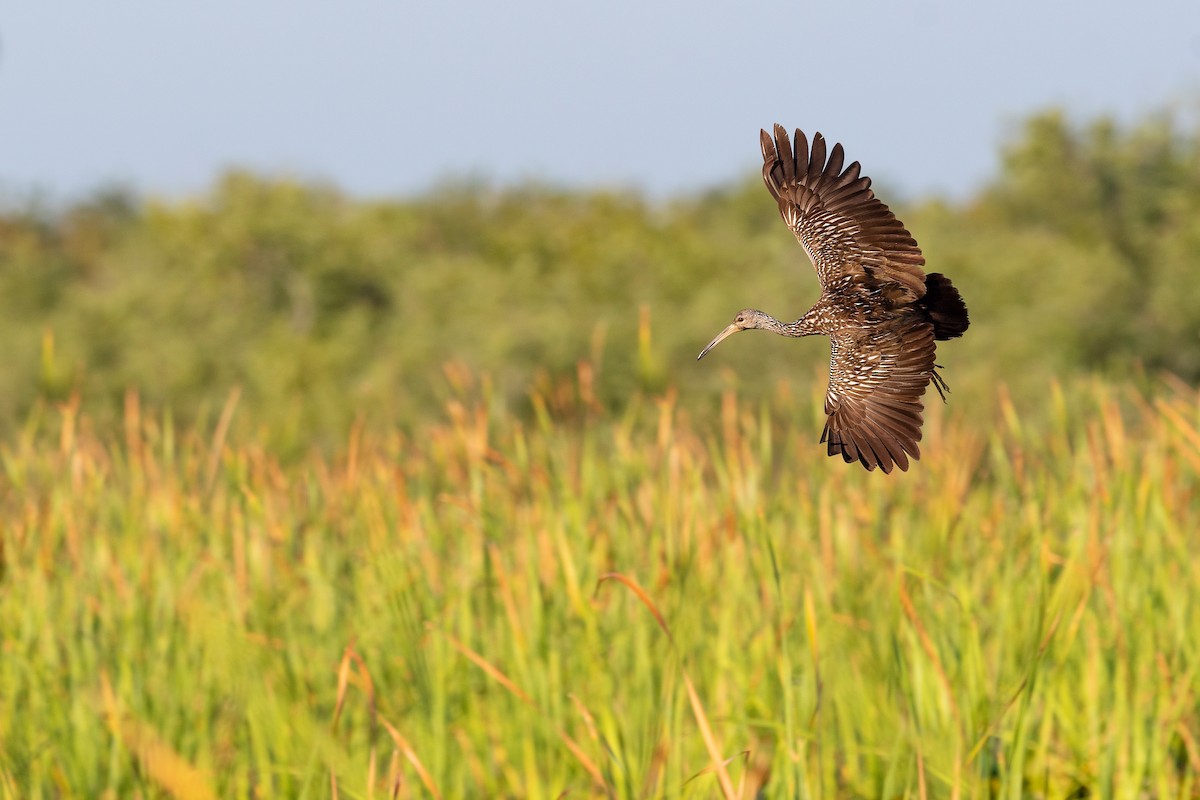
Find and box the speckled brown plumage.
[698,124,970,473]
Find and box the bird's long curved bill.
[697,324,741,360]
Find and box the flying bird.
[698,125,969,473]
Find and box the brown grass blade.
[379,717,442,800]
[100,672,218,800]
[367,746,378,800]
[683,749,750,787]
[680,672,739,800]
[596,572,737,799]
[434,627,609,791]
[1156,397,1200,470]
[386,749,402,800]
[331,640,377,736]
[803,586,823,727]
[437,626,533,704]
[332,641,354,730]
[204,386,241,495]
[568,693,602,747]
[596,572,674,646]
[898,578,961,729]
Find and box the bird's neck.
[759,313,816,338]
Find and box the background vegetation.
[2,107,1200,797]
[3,108,1200,445]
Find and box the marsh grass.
[2,370,1199,798]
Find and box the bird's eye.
[736,316,744,323]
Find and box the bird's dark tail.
[922,273,969,341]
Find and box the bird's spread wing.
[821,318,939,473]
[761,124,926,299]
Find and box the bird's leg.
[931,366,950,402]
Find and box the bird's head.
[697,309,771,360]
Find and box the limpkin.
[698,125,970,473]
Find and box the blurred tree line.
[2,107,1198,446]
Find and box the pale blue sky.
[2,1,1199,203]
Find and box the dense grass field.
[2,368,1199,798]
